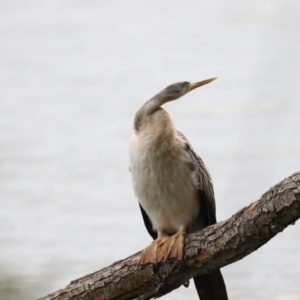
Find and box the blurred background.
[0,1,299,299]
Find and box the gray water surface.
[0,1,300,299]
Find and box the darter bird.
[129,77,228,300]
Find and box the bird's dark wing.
[177,130,228,300]
[139,204,157,239]
[177,130,216,226]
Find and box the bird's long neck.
[133,94,177,153]
[134,91,173,132]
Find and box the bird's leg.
[139,231,169,265]
[156,227,187,262]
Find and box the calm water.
[0,1,299,299]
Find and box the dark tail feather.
[193,269,228,300]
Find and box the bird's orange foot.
[139,241,157,265]
[138,235,169,265]
[156,229,185,262]
[139,229,186,265]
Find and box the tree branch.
[38,172,300,300]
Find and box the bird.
[129,77,228,300]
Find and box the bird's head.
[134,77,218,130]
[160,77,217,102]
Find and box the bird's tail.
[193,269,228,300]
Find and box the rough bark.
[38,172,300,300]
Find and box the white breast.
[129,132,199,234]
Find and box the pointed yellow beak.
[189,77,218,91]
